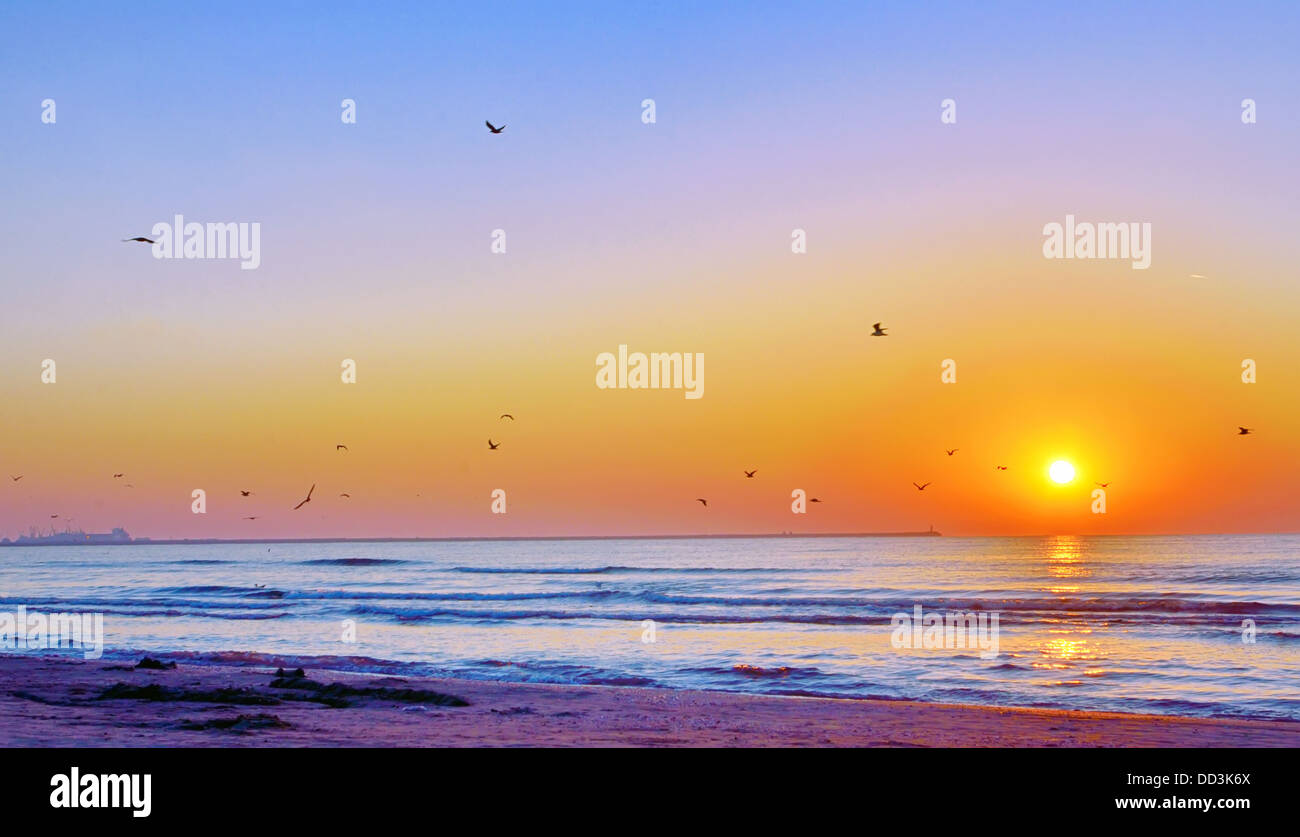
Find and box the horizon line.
[3,529,1300,546]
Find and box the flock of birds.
[96,123,1261,530]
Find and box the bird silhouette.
[696,498,708,507]
[945,449,958,456]
[809,498,822,503]
[871,323,888,336]
[240,490,252,497]
[293,484,315,510]
[500,414,515,420]
[744,470,757,478]
[1238,427,1252,435]
[994,465,1008,470]
[336,444,348,451]
[913,482,931,491]
[488,439,500,450]
[1095,482,1110,488]
[50,514,58,518]
[339,493,350,499]
[244,516,259,520]
[10,475,22,482]
[121,236,156,244]
[485,120,506,134]
[113,473,124,478]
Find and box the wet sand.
[3,654,1296,747]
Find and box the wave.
[158,585,286,599]
[157,559,234,565]
[298,558,410,566]
[449,565,834,575]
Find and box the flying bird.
[485,120,506,134]
[293,484,315,510]
[50,514,58,518]
[871,323,888,337]
[744,470,757,478]
[336,444,348,451]
[696,498,708,507]
[10,475,22,482]
[243,516,259,520]
[809,498,822,503]
[121,237,156,244]
[240,490,252,497]
[488,439,500,450]
[1095,482,1110,488]
[994,465,1008,470]
[945,449,958,456]
[1238,427,1252,435]
[339,493,351,499]
[913,482,931,491]
[113,473,124,478]
[500,414,515,420]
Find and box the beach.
[3,654,1297,747]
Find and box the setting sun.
[1049,460,1076,484]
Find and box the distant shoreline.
[0,530,942,547]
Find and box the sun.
[1048,460,1076,484]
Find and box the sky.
[1,0,1298,538]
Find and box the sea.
[2,534,1297,720]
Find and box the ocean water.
[2,534,1298,720]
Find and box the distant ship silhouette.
[1,527,146,546]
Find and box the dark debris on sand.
[134,657,177,670]
[97,683,280,705]
[90,668,469,710]
[178,714,291,733]
[268,670,470,708]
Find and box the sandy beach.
[3,654,1296,747]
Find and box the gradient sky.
[2,1,1298,538]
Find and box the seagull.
[9,475,22,482]
[945,449,958,456]
[994,465,1008,470]
[121,236,156,244]
[1095,482,1110,488]
[488,439,500,450]
[744,470,757,478]
[1238,427,1252,435]
[500,414,515,420]
[293,483,315,510]
[871,323,888,337]
[240,490,252,497]
[485,120,506,134]
[336,444,348,451]
[913,482,930,491]
[696,498,708,507]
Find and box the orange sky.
[3,4,1298,539]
